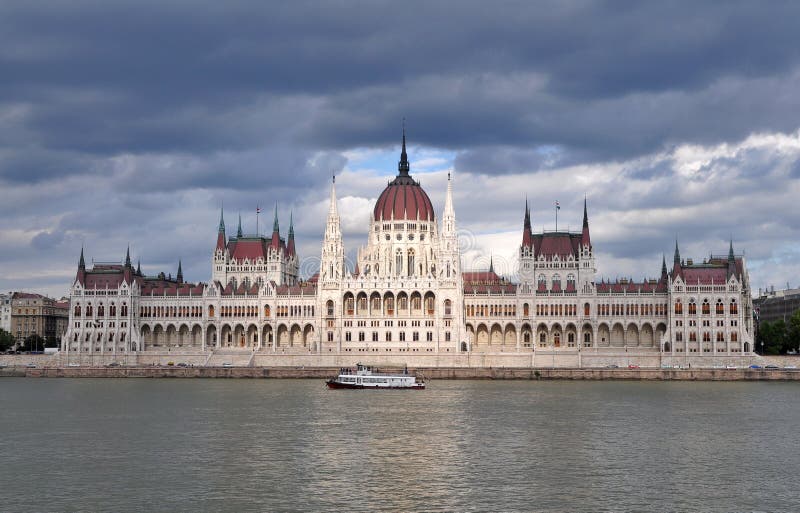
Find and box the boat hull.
[326,379,425,390]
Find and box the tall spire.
[581,197,591,247]
[673,240,681,265]
[489,255,494,274]
[582,197,589,227]
[728,239,735,262]
[125,245,131,267]
[522,198,533,248]
[272,204,280,233]
[524,197,531,230]
[79,246,85,270]
[398,119,410,176]
[177,260,183,283]
[218,207,225,233]
[287,211,296,256]
[661,254,668,277]
[137,259,142,276]
[329,175,338,216]
[237,213,243,238]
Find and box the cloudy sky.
[2,0,800,298]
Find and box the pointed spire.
[443,171,455,220]
[237,213,243,238]
[137,259,142,276]
[328,175,338,216]
[79,246,85,270]
[582,197,589,227]
[398,119,410,176]
[272,204,280,233]
[177,260,183,283]
[581,197,591,248]
[524,196,531,230]
[673,240,681,265]
[218,207,225,233]
[661,254,667,277]
[125,245,131,267]
[489,255,494,274]
[728,239,735,262]
[287,211,296,256]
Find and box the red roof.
[530,232,582,259]
[226,236,284,262]
[462,271,502,284]
[374,182,434,221]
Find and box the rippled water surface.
[1,378,798,512]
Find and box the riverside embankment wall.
[3,366,800,380]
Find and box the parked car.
[628,364,640,369]
[67,363,80,367]
[166,361,175,366]
[176,363,189,367]
[784,365,797,370]
[106,362,120,367]
[765,364,780,370]
[26,363,37,368]
[605,364,619,368]
[222,362,233,367]
[749,364,762,369]
[726,365,737,369]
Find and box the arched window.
[688,300,697,315]
[74,305,81,317]
[566,274,576,289]
[208,305,215,318]
[537,274,546,289]
[86,303,93,316]
[552,274,561,290]
[326,300,334,317]
[584,303,590,316]
[730,299,738,315]
[523,303,530,316]
[701,299,710,315]
[395,250,403,276]
[715,299,724,315]
[407,249,415,277]
[444,299,452,316]
[674,300,682,315]
[264,304,271,317]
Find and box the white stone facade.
[61,139,754,359]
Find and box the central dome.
[372,129,435,222]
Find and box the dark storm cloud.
[3,0,800,168]
[2,0,800,296]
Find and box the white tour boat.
[326,363,425,390]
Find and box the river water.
[0,378,797,512]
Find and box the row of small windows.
[674,331,739,342]
[206,305,314,318]
[343,331,445,343]
[466,304,517,318]
[537,273,577,289]
[73,332,127,342]
[674,299,738,315]
[74,303,128,317]
[140,306,202,318]
[597,303,668,316]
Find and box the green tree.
[758,320,787,355]
[787,310,800,353]
[0,329,14,352]
[21,334,45,352]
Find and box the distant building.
[0,293,11,333]
[10,292,69,345]
[754,287,800,324]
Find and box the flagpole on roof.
[256,205,260,236]
[555,200,560,231]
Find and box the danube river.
[1,379,797,512]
